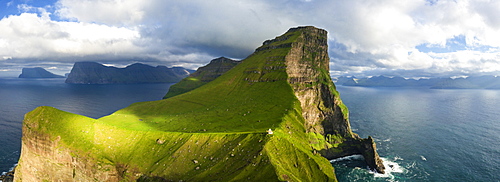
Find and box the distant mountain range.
[335,75,500,89]
[65,62,194,84]
[18,67,65,78]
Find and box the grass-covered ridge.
[164,57,240,99]
[100,30,302,133]
[16,26,341,181]
[20,105,336,181]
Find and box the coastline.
[0,166,15,182]
[0,164,17,182]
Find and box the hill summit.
[15,26,383,181]
[164,56,240,99]
[18,67,64,78]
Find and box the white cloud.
[56,0,298,57]
[0,12,142,59]
[1,0,500,77]
[307,0,500,77]
[428,50,500,73]
[56,0,146,26]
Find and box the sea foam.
[1,163,17,176]
[420,155,427,161]
[330,155,405,180]
[371,157,405,180]
[329,154,365,163]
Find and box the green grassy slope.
[100,31,301,133]
[164,57,240,99]
[19,104,335,181]
[17,27,339,181]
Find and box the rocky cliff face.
[282,27,352,136]
[18,67,64,78]
[15,26,383,182]
[256,26,384,173]
[65,62,191,84]
[164,57,239,98]
[16,114,119,181]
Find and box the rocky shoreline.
[0,167,15,182]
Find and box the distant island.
[336,75,500,89]
[18,67,64,78]
[65,62,194,84]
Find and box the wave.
[371,157,405,181]
[394,156,404,161]
[420,155,427,161]
[375,138,392,142]
[329,154,365,163]
[330,155,407,181]
[1,163,17,176]
[329,155,405,175]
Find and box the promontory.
[15,26,384,181]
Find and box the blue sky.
[0,0,500,78]
[0,0,57,17]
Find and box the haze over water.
[1,79,499,181]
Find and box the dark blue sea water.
[0,78,175,174]
[333,86,500,182]
[1,79,499,181]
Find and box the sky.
[1,0,500,78]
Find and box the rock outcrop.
[18,67,64,78]
[164,57,240,98]
[0,167,15,182]
[271,26,384,173]
[15,111,120,181]
[65,62,191,84]
[15,26,383,182]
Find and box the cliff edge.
[280,27,384,173]
[16,26,383,182]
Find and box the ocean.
[333,86,500,181]
[1,79,499,181]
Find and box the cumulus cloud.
[1,0,500,77]
[55,0,297,57]
[0,12,142,58]
[0,4,146,75]
[319,0,500,77]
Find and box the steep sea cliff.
[15,26,383,181]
